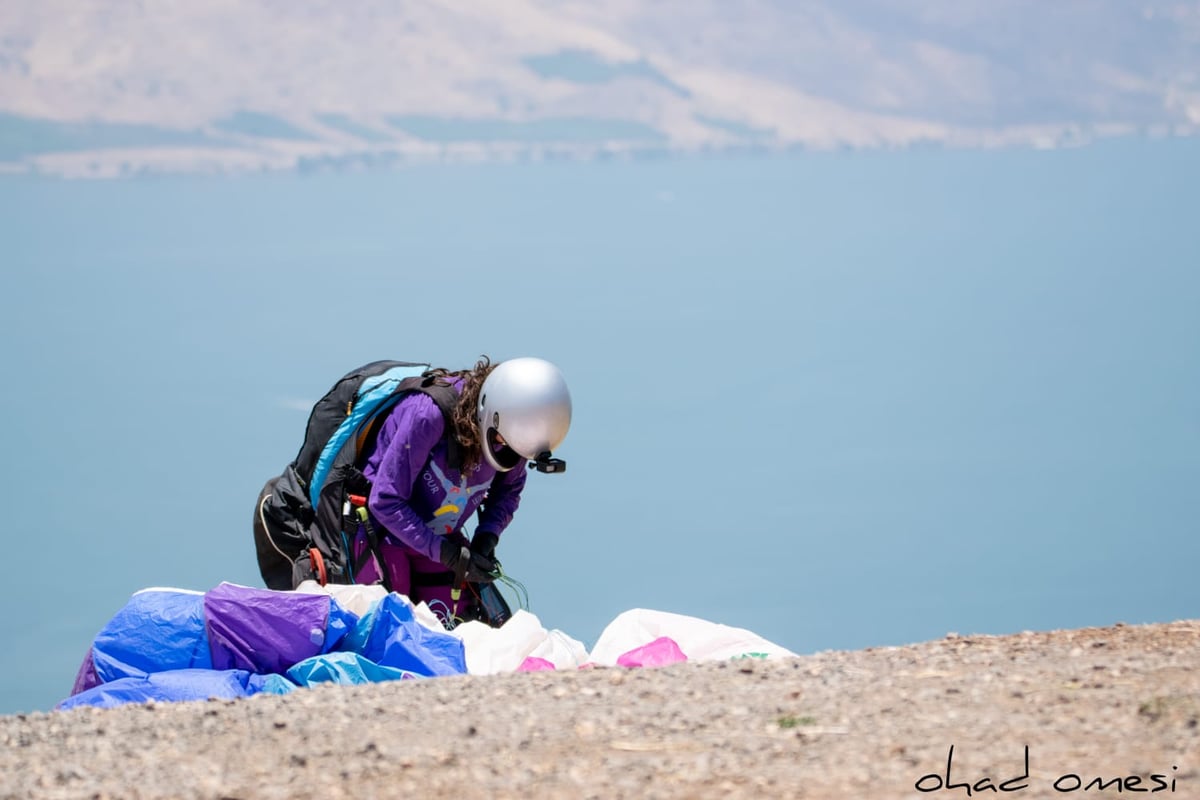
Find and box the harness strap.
[416,376,464,473]
[344,492,392,592]
[412,571,457,587]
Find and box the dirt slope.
[3,620,1198,799]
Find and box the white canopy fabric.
[310,582,796,675]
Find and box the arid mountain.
[2,1,1198,175]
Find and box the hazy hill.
[2,1,1198,176]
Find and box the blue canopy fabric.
[62,583,467,710]
[349,593,467,677]
[287,651,418,686]
[92,589,212,684]
[59,668,295,711]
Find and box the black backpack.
[253,360,461,591]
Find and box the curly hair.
[424,356,496,471]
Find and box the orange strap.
[309,547,328,585]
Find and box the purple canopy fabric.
[204,583,352,675]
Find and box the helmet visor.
[486,428,525,471]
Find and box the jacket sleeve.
[367,394,447,563]
[475,462,527,540]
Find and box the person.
[346,355,571,626]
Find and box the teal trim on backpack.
[308,363,429,508]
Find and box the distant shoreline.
[3,115,1196,180]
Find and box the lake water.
[1,139,1197,714]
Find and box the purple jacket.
[360,387,526,564]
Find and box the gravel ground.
[3,620,1198,799]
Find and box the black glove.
[439,540,498,585]
[470,530,499,561]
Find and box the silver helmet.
[477,357,572,472]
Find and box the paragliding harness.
[253,360,513,627]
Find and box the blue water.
[1,139,1197,714]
